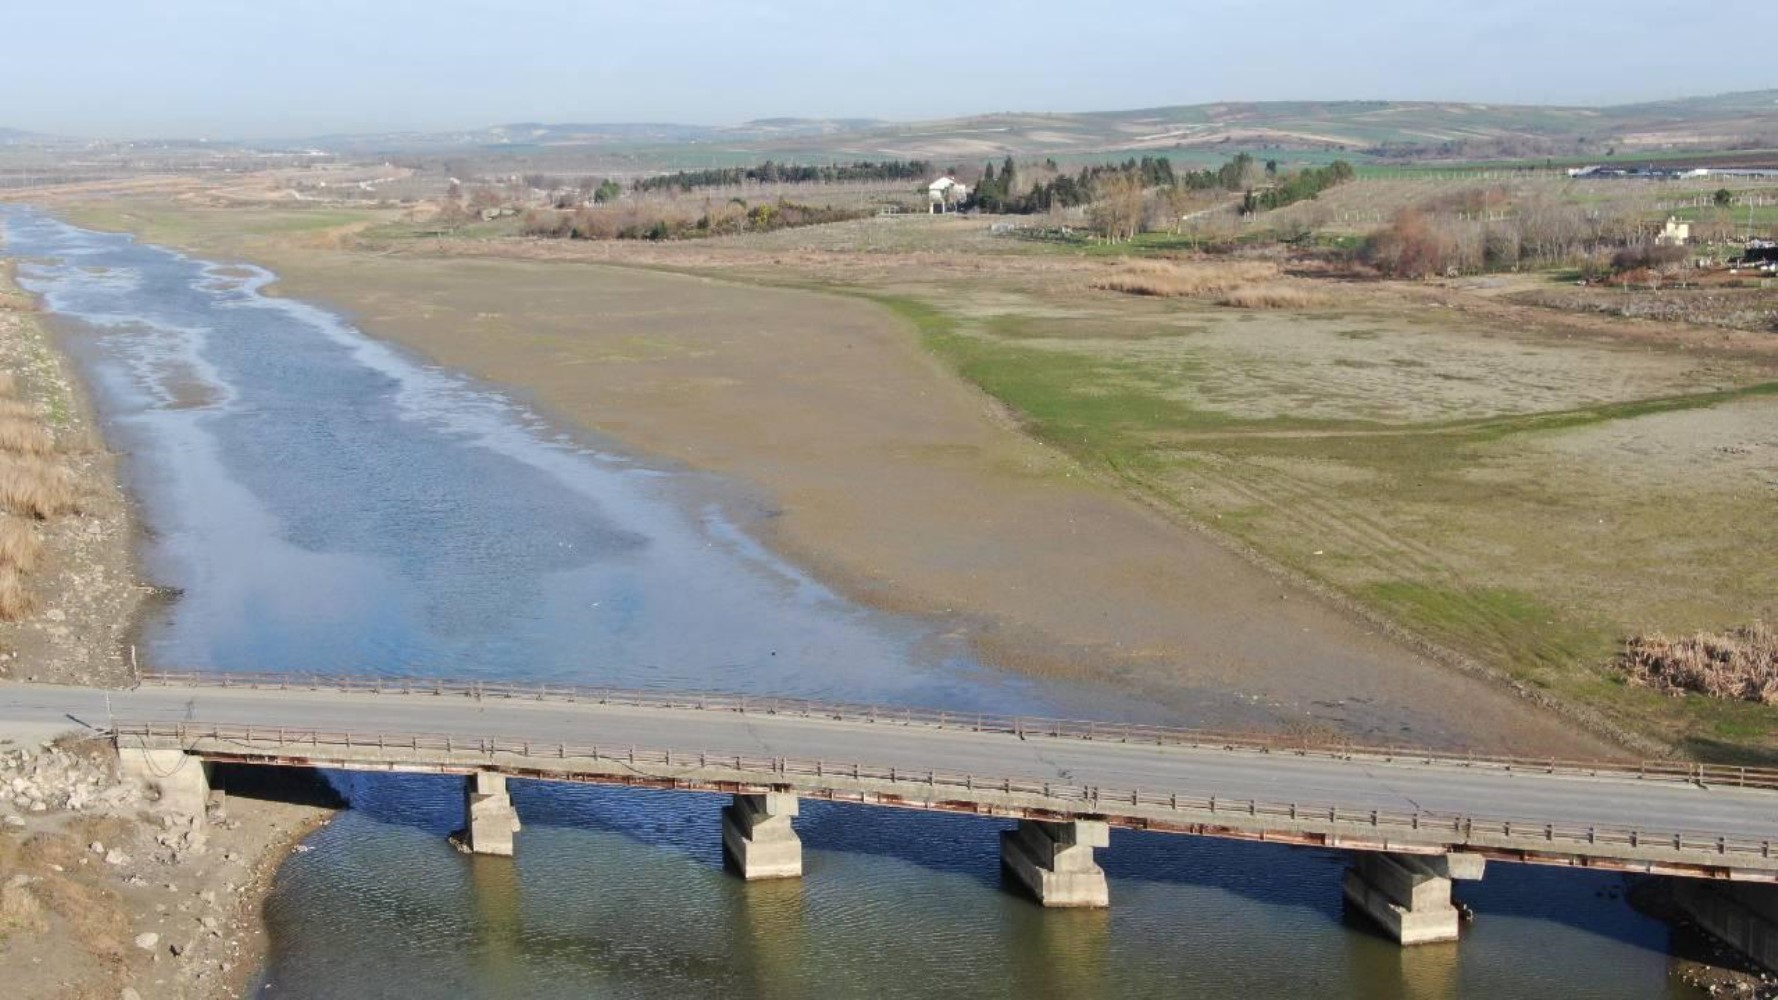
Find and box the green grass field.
[877,285,1778,759]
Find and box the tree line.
[972,156,1188,214]
[637,159,933,193]
[520,196,867,241]
[1240,161,1355,214]
[967,152,1355,225]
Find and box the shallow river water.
[1,207,1703,998]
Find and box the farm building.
[928,176,969,213]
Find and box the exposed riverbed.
[0,206,1707,998]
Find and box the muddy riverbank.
[214,245,1610,754]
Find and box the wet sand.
[208,248,1616,756]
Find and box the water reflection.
[247,771,1691,999]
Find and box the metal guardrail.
[138,669,1778,791]
[116,720,1778,867]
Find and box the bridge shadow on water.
[241,768,1696,999]
[301,767,1678,951]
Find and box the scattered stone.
[133,932,159,951]
[104,848,130,866]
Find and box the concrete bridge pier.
[1001,818,1110,908]
[461,771,521,856]
[723,792,802,879]
[117,746,213,819]
[1343,852,1484,945]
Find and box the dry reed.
[0,417,57,455]
[1619,623,1778,704]
[1088,259,1281,298]
[0,565,36,620]
[0,371,17,396]
[0,516,42,573]
[0,457,78,519]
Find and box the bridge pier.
[1343,852,1484,945]
[1001,818,1110,908]
[723,792,802,879]
[116,746,212,819]
[460,771,521,856]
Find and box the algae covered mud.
[0,206,1706,997]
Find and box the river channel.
[1,206,1703,998]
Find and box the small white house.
[1656,216,1691,246]
[928,176,969,213]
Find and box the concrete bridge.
[5,671,1778,954]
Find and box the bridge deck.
[4,677,1775,878]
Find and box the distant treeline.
[969,152,1355,217]
[637,159,934,193]
[1240,160,1355,214]
[973,156,1183,214]
[522,197,867,241]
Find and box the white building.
[1656,216,1691,246]
[927,176,969,213]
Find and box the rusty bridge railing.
[136,669,1778,791]
[113,720,1778,871]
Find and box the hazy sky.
[5,0,1772,137]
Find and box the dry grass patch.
[0,457,77,520]
[1089,259,1281,298]
[0,566,36,620]
[0,417,57,456]
[1216,284,1328,309]
[0,399,42,421]
[1620,623,1778,704]
[0,517,42,574]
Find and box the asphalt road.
[4,681,1775,841]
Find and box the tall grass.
[0,517,42,573]
[1620,624,1778,704]
[0,357,77,618]
[1088,259,1281,297]
[0,417,57,455]
[0,458,76,520]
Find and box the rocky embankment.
[1,734,331,999]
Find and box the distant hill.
[306,118,894,154]
[0,127,60,146]
[753,90,1778,161]
[12,90,1775,163]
